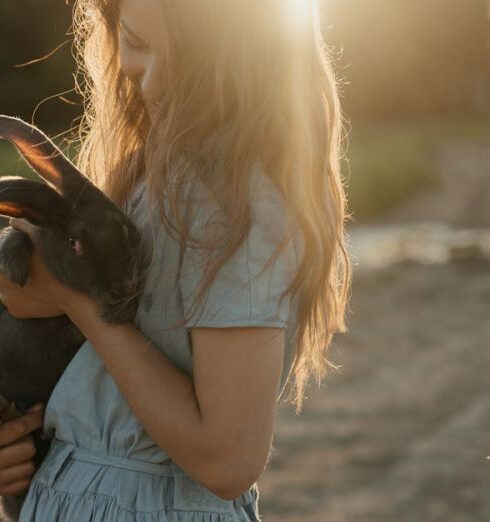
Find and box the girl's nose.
[140,56,164,109]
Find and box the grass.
[343,118,490,223]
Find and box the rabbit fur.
[0,116,150,521]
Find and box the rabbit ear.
[0,177,69,227]
[0,115,89,200]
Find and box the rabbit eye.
[69,237,83,256]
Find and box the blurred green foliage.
[345,125,436,222]
[1,1,489,222]
[2,0,488,128]
[0,138,78,181]
[0,1,79,133]
[345,119,490,222]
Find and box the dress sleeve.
[179,168,302,329]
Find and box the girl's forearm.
[64,297,225,494]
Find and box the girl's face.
[118,0,166,120]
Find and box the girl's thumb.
[27,403,44,412]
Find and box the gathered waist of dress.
[27,437,260,518]
[39,437,175,486]
[71,443,175,476]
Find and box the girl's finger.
[0,477,31,496]
[0,437,37,468]
[26,403,44,413]
[0,410,44,447]
[0,459,36,488]
[9,217,36,238]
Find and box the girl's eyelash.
[120,28,148,50]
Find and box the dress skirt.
[19,439,261,522]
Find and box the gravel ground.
[258,259,490,521]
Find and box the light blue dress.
[19,162,303,522]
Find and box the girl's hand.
[0,218,90,319]
[0,404,44,496]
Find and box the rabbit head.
[0,115,149,323]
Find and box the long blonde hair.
[72,0,352,413]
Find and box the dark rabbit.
[0,116,149,521]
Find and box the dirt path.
[256,142,490,520]
[371,142,490,228]
[258,260,490,521]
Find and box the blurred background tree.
[326,0,490,120]
[0,1,77,134]
[1,0,489,217]
[322,0,490,222]
[2,0,488,126]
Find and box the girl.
[0,0,351,520]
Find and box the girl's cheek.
[119,41,145,81]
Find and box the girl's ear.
[0,177,69,227]
[0,115,88,200]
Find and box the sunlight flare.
[285,0,314,31]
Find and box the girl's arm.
[66,297,284,500]
[0,218,285,499]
